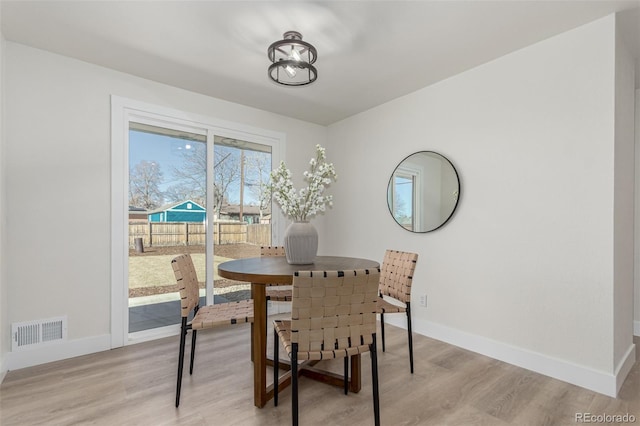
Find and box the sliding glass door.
[125,124,274,335]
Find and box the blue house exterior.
[148,200,205,223]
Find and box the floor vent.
[12,316,67,351]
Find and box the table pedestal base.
[260,355,362,407]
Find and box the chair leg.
[189,329,197,375]
[406,304,413,374]
[380,312,386,352]
[370,334,380,426]
[291,343,298,426]
[273,327,279,407]
[343,357,349,395]
[176,318,188,407]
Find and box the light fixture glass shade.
[267,31,317,86]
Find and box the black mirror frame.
[386,151,461,233]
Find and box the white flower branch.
[266,144,337,222]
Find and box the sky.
[129,130,197,192]
[129,129,268,206]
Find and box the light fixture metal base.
[267,31,318,87]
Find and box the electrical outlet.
[419,294,427,307]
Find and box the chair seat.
[190,299,254,330]
[266,288,292,302]
[274,319,371,361]
[376,296,406,314]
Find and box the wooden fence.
[128,222,271,248]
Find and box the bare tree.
[165,143,240,216]
[244,150,272,219]
[213,146,240,216]
[129,160,164,209]
[164,143,207,206]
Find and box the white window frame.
[110,96,285,348]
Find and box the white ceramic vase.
[283,221,318,264]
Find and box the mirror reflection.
[387,151,460,233]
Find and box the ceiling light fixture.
[267,31,317,86]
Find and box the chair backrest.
[261,246,286,257]
[379,250,418,304]
[290,268,380,359]
[171,254,200,319]
[262,246,287,286]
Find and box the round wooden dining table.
[218,255,380,408]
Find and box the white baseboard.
[5,334,111,371]
[384,316,633,398]
[5,318,636,387]
[615,343,636,395]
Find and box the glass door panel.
[211,137,272,302]
[128,122,207,333]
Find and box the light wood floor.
[1,322,638,426]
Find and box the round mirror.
[387,151,460,233]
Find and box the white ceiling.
[2,1,639,126]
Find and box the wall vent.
[12,316,67,351]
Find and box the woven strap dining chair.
[261,246,292,302]
[273,268,381,426]
[171,254,254,407]
[377,249,419,373]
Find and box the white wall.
[613,12,636,388]
[0,6,6,381]
[326,14,634,396]
[2,42,326,368]
[635,89,640,336]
